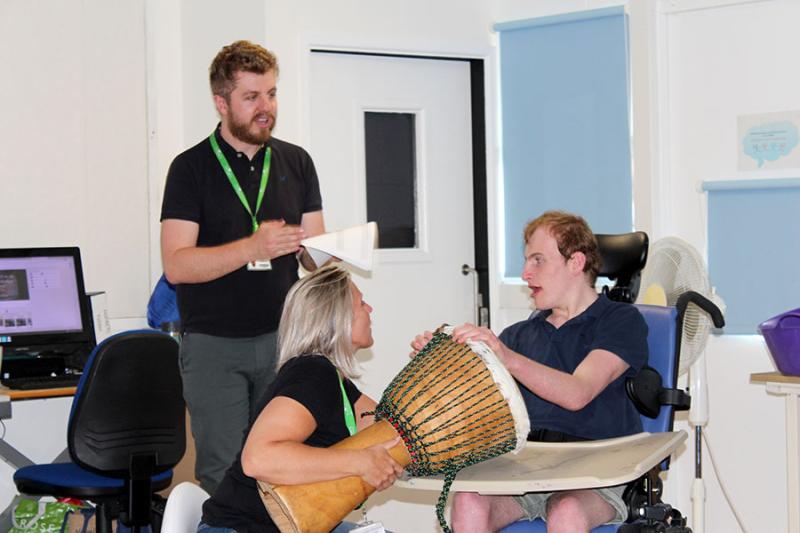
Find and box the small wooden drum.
[258,327,529,533]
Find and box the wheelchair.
[500,232,724,533]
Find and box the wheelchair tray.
[396,430,687,495]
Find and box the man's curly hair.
[209,40,278,101]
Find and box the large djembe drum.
[258,327,530,533]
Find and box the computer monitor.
[0,247,96,362]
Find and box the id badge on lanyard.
[247,259,272,271]
[349,521,387,533]
[209,131,273,271]
[350,507,387,532]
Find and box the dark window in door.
[364,111,417,248]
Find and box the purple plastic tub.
[759,307,800,376]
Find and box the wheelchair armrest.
[626,366,691,419]
[659,388,690,411]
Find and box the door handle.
[461,264,489,327]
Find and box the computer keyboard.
[2,374,82,390]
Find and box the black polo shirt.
[160,127,322,337]
[201,355,361,532]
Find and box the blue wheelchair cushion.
[503,519,619,532]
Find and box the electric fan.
[636,237,725,533]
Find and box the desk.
[0,386,75,468]
[751,371,800,533]
[0,386,75,530]
[1,386,76,402]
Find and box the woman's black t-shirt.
[202,355,362,533]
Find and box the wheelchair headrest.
[596,232,649,303]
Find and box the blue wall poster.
[738,110,800,170]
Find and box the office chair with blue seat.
[500,232,724,533]
[14,330,186,533]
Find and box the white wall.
[0,0,794,531]
[0,1,152,508]
[655,1,800,531]
[0,0,150,324]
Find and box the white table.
[752,371,800,533]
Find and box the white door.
[309,52,475,529]
[310,52,475,395]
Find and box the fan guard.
[637,237,722,375]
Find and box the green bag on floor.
[9,499,84,533]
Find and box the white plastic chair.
[161,482,209,533]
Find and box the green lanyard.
[338,372,357,436]
[209,132,272,233]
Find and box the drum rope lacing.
[374,331,519,533]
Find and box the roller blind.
[703,178,800,334]
[496,7,633,277]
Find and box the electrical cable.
[702,430,749,533]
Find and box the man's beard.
[228,112,275,145]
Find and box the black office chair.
[14,330,186,533]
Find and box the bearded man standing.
[160,40,325,494]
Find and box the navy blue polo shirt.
[499,295,648,440]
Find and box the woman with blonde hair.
[199,264,402,532]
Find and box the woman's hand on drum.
[409,330,434,358]
[358,436,404,491]
[452,323,510,365]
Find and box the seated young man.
[412,211,648,533]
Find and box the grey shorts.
[513,484,628,525]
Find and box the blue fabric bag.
[146,274,179,329]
